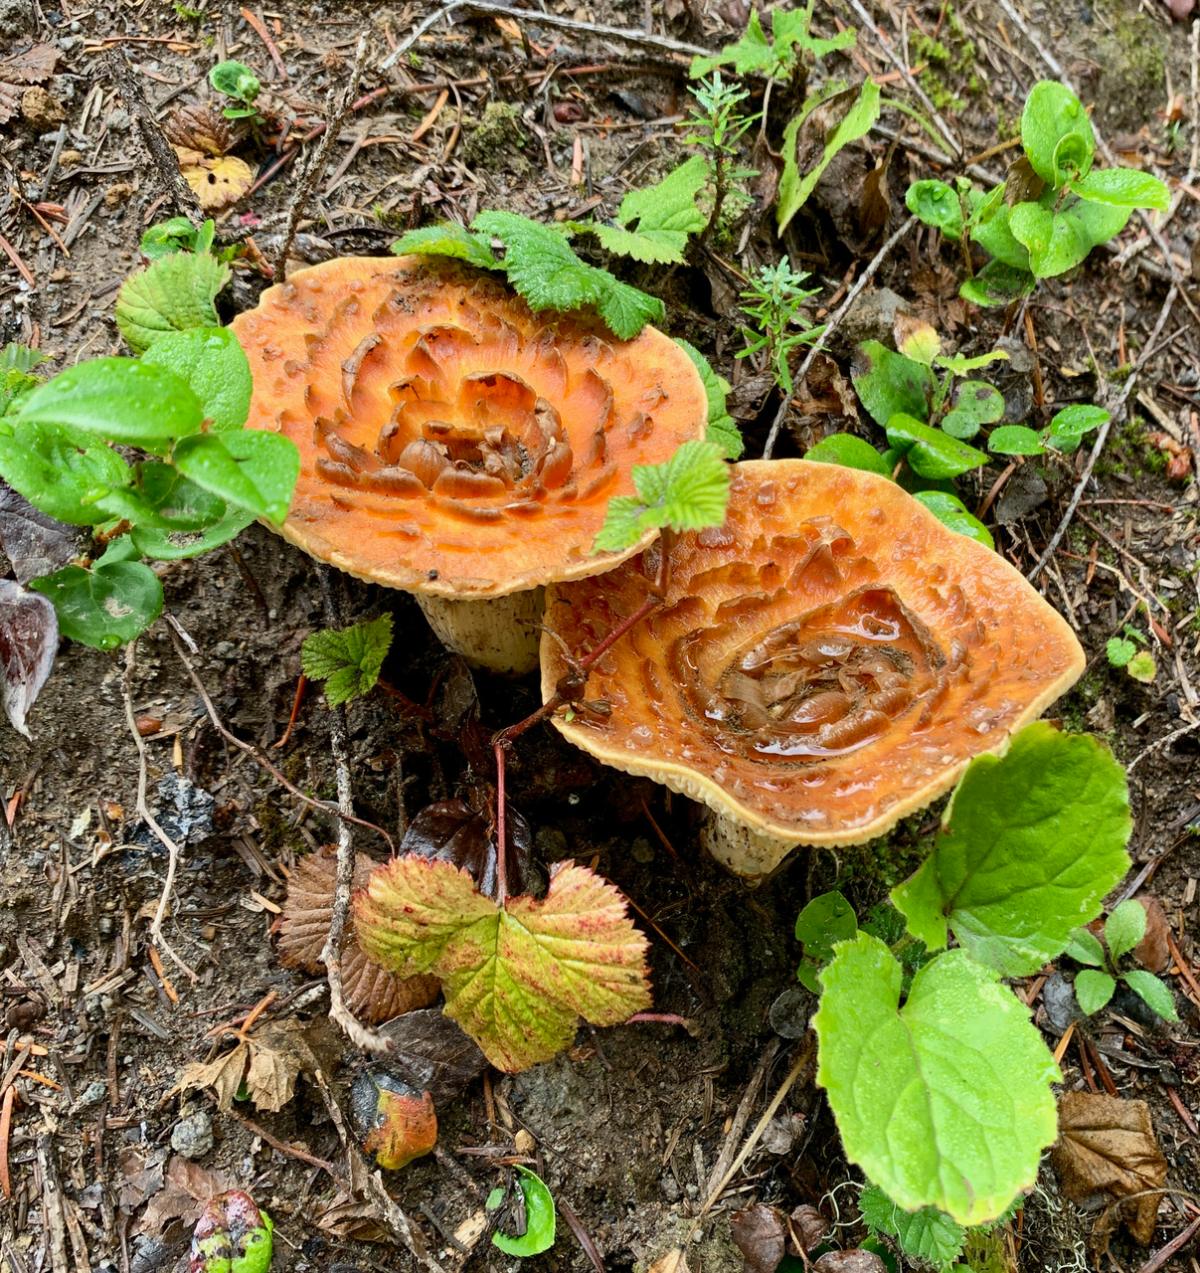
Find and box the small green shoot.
[485,1167,557,1257]
[301,615,394,707]
[1066,900,1178,1021]
[795,890,857,992]
[737,257,823,395]
[1106,627,1156,684]
[683,73,760,236]
[209,59,262,120]
[690,2,855,82]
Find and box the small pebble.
[171,1112,214,1159]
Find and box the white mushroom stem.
[415,589,544,675]
[699,810,799,881]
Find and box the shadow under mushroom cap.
[230,256,707,599]
[542,459,1086,849]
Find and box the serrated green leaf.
[1126,650,1156,683]
[1021,80,1094,187]
[301,614,393,707]
[0,420,132,526]
[690,9,778,78]
[815,935,1060,1224]
[1121,970,1178,1022]
[355,858,652,1071]
[29,554,163,650]
[805,432,892,477]
[906,179,964,239]
[988,425,1046,456]
[1074,969,1116,1016]
[1069,167,1169,212]
[941,380,1004,440]
[1107,637,1136,668]
[173,431,299,524]
[852,341,935,429]
[859,1185,967,1269]
[676,340,742,459]
[885,413,988,479]
[391,222,500,270]
[778,80,881,232]
[591,496,647,555]
[891,723,1132,976]
[116,252,232,354]
[773,3,855,61]
[487,1167,556,1257]
[140,216,205,260]
[593,156,707,264]
[141,327,252,431]
[1105,898,1147,961]
[1064,927,1106,966]
[913,490,994,549]
[591,272,665,339]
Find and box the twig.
[1129,719,1200,772]
[1135,1213,1200,1273]
[123,642,198,983]
[225,1105,339,1177]
[317,570,396,1057]
[379,0,711,72]
[105,49,204,225]
[1028,282,1179,581]
[166,615,395,851]
[762,215,917,458]
[275,34,368,281]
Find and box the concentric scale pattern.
[231,256,707,597]
[543,460,1085,845]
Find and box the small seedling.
[682,73,760,236]
[908,80,1169,305]
[139,216,240,265]
[190,1191,274,1273]
[301,614,394,707]
[737,256,823,395]
[1065,901,1178,1021]
[485,1166,556,1257]
[209,59,262,121]
[1105,627,1156,684]
[690,1,855,83]
[794,890,857,992]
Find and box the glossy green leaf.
[1009,199,1130,279]
[140,327,253,432]
[1104,898,1146,961]
[851,341,935,429]
[1064,927,1106,967]
[30,553,163,650]
[959,261,1035,308]
[116,252,232,353]
[130,507,255,560]
[1021,80,1094,186]
[1046,403,1108,452]
[795,891,857,959]
[0,420,132,526]
[1121,970,1178,1022]
[391,222,500,270]
[1074,969,1116,1016]
[988,425,1045,456]
[891,723,1132,976]
[906,179,963,239]
[913,490,994,549]
[210,59,260,103]
[1069,167,1169,212]
[173,431,300,524]
[971,203,1031,271]
[486,1167,557,1257]
[885,413,988,479]
[815,935,1060,1224]
[941,380,1004,440]
[935,350,1009,375]
[805,432,892,476]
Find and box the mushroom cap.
[541,459,1086,847]
[230,256,708,598]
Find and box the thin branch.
[122,641,198,982]
[762,215,917,459]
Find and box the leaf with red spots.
[354,858,652,1071]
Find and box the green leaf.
[1069,167,1169,212]
[1107,636,1137,668]
[941,380,1004,440]
[935,350,1009,375]
[1121,970,1178,1022]
[805,432,892,477]
[1021,80,1094,186]
[885,414,988,479]
[815,935,1060,1224]
[173,431,300,525]
[593,156,707,264]
[29,553,163,650]
[690,9,778,78]
[1064,927,1106,966]
[116,252,232,353]
[1010,199,1130,279]
[0,420,132,526]
[913,490,994,549]
[890,723,1132,976]
[210,59,260,104]
[906,179,964,239]
[774,3,855,61]
[0,345,47,374]
[1046,403,1108,452]
[988,425,1046,456]
[593,440,730,553]
[354,858,652,1071]
[1104,898,1146,961]
[777,80,881,232]
[959,261,1035,309]
[141,328,252,431]
[591,272,666,340]
[140,216,206,260]
[1126,650,1156,683]
[96,460,227,530]
[971,203,1031,271]
[859,1186,966,1269]
[852,341,935,429]
[391,222,500,271]
[795,891,857,961]
[486,1167,557,1257]
[1074,969,1116,1016]
[301,614,394,707]
[17,357,204,447]
[676,340,742,459]
[130,506,255,560]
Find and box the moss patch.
[462,100,529,171]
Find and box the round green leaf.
[913,490,994,549]
[1074,969,1116,1016]
[1069,168,1169,212]
[805,433,892,477]
[885,413,988,479]
[16,357,204,446]
[1047,403,1108,452]
[0,421,132,526]
[1021,80,1094,186]
[1011,199,1130,279]
[131,508,255,560]
[173,431,300,525]
[988,425,1046,456]
[891,723,1132,976]
[851,342,935,430]
[970,203,1031,271]
[906,179,963,239]
[486,1167,556,1256]
[1104,899,1146,961]
[209,59,260,103]
[960,261,1035,309]
[815,935,1060,1224]
[29,558,162,650]
[142,328,252,431]
[941,380,1004,440]
[1121,970,1178,1022]
[795,891,858,958]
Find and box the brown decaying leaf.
[812,1252,886,1273]
[0,580,58,739]
[0,44,58,126]
[0,487,82,584]
[647,1251,689,1273]
[730,1204,787,1273]
[133,1155,237,1237]
[179,1019,319,1112]
[401,797,533,900]
[1050,1092,1168,1245]
[275,849,439,1024]
[1133,896,1171,973]
[163,102,234,156]
[173,147,254,212]
[375,1007,488,1105]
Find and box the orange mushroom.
[231,256,708,672]
[541,459,1085,877]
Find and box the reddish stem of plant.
[626,1012,690,1028]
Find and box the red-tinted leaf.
[0,579,57,738]
[402,797,533,900]
[0,486,82,584]
[349,1071,438,1170]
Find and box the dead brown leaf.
[179,1018,319,1112]
[647,1250,690,1273]
[163,102,234,156]
[0,43,57,125]
[1051,1092,1168,1244]
[1133,896,1171,973]
[134,1155,236,1237]
[731,1203,786,1273]
[276,849,440,1024]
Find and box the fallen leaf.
[0,43,57,125]
[1051,1092,1167,1244]
[275,849,440,1024]
[163,102,234,156]
[314,1195,390,1242]
[180,1019,319,1112]
[0,579,57,738]
[1145,431,1192,480]
[0,486,82,583]
[812,1252,886,1273]
[173,147,254,212]
[375,1007,488,1104]
[355,859,652,1071]
[402,797,534,900]
[647,1250,689,1273]
[1133,896,1171,973]
[730,1204,787,1273]
[134,1155,236,1237]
